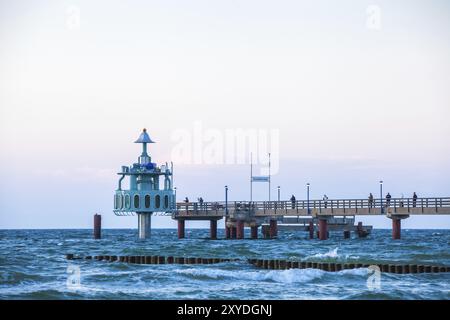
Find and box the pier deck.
[172,197,450,240]
[173,197,450,218]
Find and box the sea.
[0,229,449,300]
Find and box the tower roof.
[134,128,155,143]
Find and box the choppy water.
[0,229,449,300]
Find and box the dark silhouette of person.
[290,195,296,209]
[184,197,189,203]
[386,193,392,207]
[413,192,418,208]
[368,193,374,208]
[323,194,329,208]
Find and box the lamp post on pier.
[307,183,310,215]
[380,180,383,214]
[225,185,229,217]
[277,186,280,202]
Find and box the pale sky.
[1,0,449,229]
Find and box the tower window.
[155,195,160,209]
[134,195,140,209]
[145,195,151,208]
[114,194,119,209]
[164,195,169,208]
[125,194,130,209]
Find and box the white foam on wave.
[310,247,339,259]
[175,267,325,284]
[338,268,369,276]
[307,247,359,260]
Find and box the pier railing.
[175,197,450,215]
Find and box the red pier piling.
[251,226,258,239]
[236,220,244,239]
[318,218,328,240]
[210,220,217,240]
[94,214,101,239]
[269,219,278,239]
[308,221,314,239]
[178,220,185,239]
[392,218,401,240]
[231,226,237,239]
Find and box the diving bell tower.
[114,129,175,239]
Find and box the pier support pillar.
[177,219,185,239]
[138,212,151,239]
[225,226,231,239]
[269,219,278,239]
[392,218,401,240]
[210,220,217,240]
[308,221,314,239]
[343,230,351,239]
[231,226,237,239]
[236,220,244,239]
[251,226,258,239]
[261,225,270,239]
[318,218,328,241]
[94,214,101,239]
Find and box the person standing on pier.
[368,193,374,208]
[290,195,296,209]
[198,197,204,210]
[184,197,189,203]
[413,192,418,207]
[386,193,392,207]
[323,194,329,208]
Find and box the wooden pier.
[172,197,450,240]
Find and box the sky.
[0,0,449,229]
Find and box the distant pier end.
[113,129,175,239]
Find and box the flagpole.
[250,152,253,202]
[268,152,271,201]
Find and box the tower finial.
[134,128,155,143]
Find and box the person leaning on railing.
[368,193,374,208]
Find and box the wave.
[176,267,327,284]
[305,247,360,261]
[310,247,339,259]
[0,270,44,285]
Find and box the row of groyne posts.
[66,254,450,274]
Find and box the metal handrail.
[175,197,450,212]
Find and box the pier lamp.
[277,186,280,202]
[307,183,310,215]
[225,185,229,216]
[174,187,177,201]
[380,181,383,213]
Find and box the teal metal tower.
[114,129,175,239]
